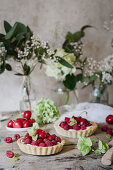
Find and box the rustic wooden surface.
[0,113,113,170]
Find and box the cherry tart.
[17,129,65,155]
[54,116,98,138]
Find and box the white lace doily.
[58,103,113,123]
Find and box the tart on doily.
[17,124,65,155]
[54,116,98,138]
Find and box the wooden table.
[0,113,113,170]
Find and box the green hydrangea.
[33,98,59,124]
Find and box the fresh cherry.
[4,137,12,143]
[6,150,14,158]
[101,125,109,132]
[13,120,23,128]
[65,117,70,122]
[39,132,47,139]
[73,124,80,130]
[23,110,31,120]
[23,120,31,128]
[29,119,35,124]
[107,128,113,135]
[14,134,20,140]
[106,115,113,124]
[7,120,14,128]
[16,118,25,123]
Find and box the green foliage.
[69,118,77,126]
[105,134,112,139]
[95,140,109,154]
[56,56,73,68]
[28,123,39,141]
[63,73,82,90]
[11,154,19,162]
[77,137,95,156]
[63,25,92,53]
[4,20,12,33]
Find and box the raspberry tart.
[17,125,65,155]
[54,116,98,138]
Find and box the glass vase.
[89,84,109,105]
[51,81,78,107]
[20,76,36,112]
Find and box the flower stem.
[65,91,69,105]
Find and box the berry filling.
[22,129,61,147]
[59,116,92,131]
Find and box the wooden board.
[0,113,113,170]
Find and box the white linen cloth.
[58,103,113,123]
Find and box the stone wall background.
[0,0,113,111]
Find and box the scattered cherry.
[6,150,14,158]
[101,125,109,132]
[106,115,113,124]
[4,137,12,143]
[14,134,20,140]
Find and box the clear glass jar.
[51,81,78,107]
[20,76,36,112]
[89,84,109,105]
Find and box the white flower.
[45,49,76,81]
[102,72,112,84]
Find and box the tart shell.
[17,137,65,155]
[54,121,98,138]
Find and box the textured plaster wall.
[0,0,113,111]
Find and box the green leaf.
[0,33,5,42]
[56,56,73,68]
[66,31,84,42]
[11,154,19,162]
[63,74,77,90]
[15,73,25,76]
[23,63,31,75]
[28,123,39,141]
[90,74,97,81]
[0,138,1,143]
[69,118,77,126]
[95,140,109,154]
[105,134,112,139]
[5,22,27,40]
[5,63,12,71]
[82,76,89,83]
[4,20,12,33]
[77,137,94,156]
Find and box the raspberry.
[101,125,109,132]
[6,150,14,158]
[64,124,70,130]
[35,129,43,134]
[107,128,113,135]
[24,138,32,144]
[52,134,56,139]
[81,125,86,130]
[59,122,66,128]
[31,140,38,146]
[65,117,70,122]
[39,143,46,147]
[37,138,43,144]
[25,133,30,137]
[4,137,12,143]
[80,118,88,125]
[52,140,57,145]
[55,136,61,143]
[73,124,80,130]
[46,132,50,137]
[45,140,53,146]
[14,134,20,140]
[39,132,47,139]
[47,135,54,141]
[43,138,48,143]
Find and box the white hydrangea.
[45,49,76,81]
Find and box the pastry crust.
[54,121,98,138]
[17,137,65,155]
